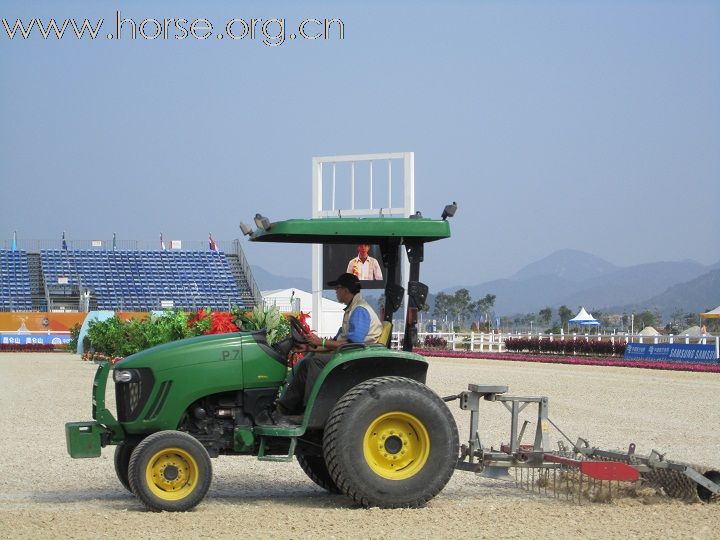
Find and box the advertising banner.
[0,333,71,345]
[624,343,717,363]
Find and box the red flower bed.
[505,337,626,356]
[0,343,58,353]
[188,309,240,335]
[415,349,720,373]
[82,351,124,364]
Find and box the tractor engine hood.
[116,333,250,373]
[111,331,288,432]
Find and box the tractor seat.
[377,321,393,348]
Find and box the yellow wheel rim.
[363,411,430,480]
[145,447,198,500]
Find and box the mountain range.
[445,249,720,317]
[251,265,311,292]
[251,250,720,318]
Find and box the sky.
[1,0,719,291]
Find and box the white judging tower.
[311,152,415,335]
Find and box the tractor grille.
[115,369,154,422]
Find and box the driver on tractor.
[257,272,382,426]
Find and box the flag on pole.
[62,231,68,251]
[112,232,117,251]
[11,231,17,252]
[160,232,166,250]
[208,233,218,252]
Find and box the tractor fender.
[305,352,428,430]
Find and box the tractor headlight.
[113,369,136,383]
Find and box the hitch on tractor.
[451,384,720,503]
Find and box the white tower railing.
[311,152,415,334]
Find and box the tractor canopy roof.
[248,217,451,245]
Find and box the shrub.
[504,336,621,356]
[423,335,448,349]
[83,307,293,360]
[66,323,81,353]
[87,316,127,358]
[236,305,289,345]
[144,310,195,345]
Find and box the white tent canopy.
[701,305,720,319]
[679,325,704,337]
[261,288,345,336]
[639,326,660,336]
[568,307,600,326]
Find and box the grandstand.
[0,250,32,310]
[0,239,260,312]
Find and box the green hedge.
[84,306,291,359]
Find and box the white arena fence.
[387,331,720,359]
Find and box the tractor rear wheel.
[323,376,458,508]
[114,442,135,493]
[296,452,340,493]
[128,430,212,512]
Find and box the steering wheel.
[287,316,310,345]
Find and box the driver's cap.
[327,272,361,291]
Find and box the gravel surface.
[1,353,718,539]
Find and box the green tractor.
[66,208,460,511]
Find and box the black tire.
[128,430,212,512]
[323,376,458,508]
[296,452,341,493]
[114,442,135,493]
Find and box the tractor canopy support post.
[403,241,426,352]
[380,240,403,322]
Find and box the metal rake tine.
[532,467,535,493]
[565,469,569,500]
[578,469,583,504]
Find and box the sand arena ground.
[0,353,718,539]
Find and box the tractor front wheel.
[323,376,458,508]
[128,430,212,512]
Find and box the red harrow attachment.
[449,384,720,503]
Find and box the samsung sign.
[624,343,717,363]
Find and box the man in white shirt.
[346,244,383,281]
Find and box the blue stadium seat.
[0,250,32,310]
[39,249,247,311]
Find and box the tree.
[432,290,496,330]
[592,310,608,330]
[472,294,496,329]
[669,309,685,332]
[499,315,514,330]
[453,288,474,327]
[558,305,573,330]
[635,310,658,330]
[377,294,386,315]
[432,292,453,326]
[684,312,700,328]
[538,307,552,328]
[525,313,536,332]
